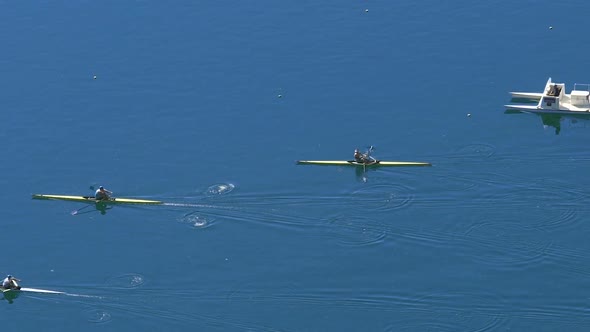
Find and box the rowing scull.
[296,160,431,167]
[32,194,163,205]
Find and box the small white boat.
[506,78,590,115]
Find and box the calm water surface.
[2,0,590,331]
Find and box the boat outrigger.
[509,91,544,102]
[32,194,163,205]
[505,77,590,115]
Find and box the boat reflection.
[74,202,113,216]
[2,290,20,304]
[354,164,380,183]
[96,202,113,215]
[505,109,590,135]
[540,113,562,135]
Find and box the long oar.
[71,204,92,216]
[71,186,102,215]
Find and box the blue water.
[2,0,590,330]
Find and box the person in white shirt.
[95,186,113,201]
[2,275,20,290]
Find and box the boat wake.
[163,202,225,209]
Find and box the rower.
[95,186,113,201]
[2,275,20,290]
[354,149,364,163]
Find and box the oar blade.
[71,204,92,216]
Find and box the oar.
[71,204,91,216]
[71,186,103,215]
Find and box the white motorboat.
[505,78,590,115]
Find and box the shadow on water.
[505,109,590,135]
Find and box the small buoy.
[278,94,282,98]
[467,113,471,117]
[549,26,553,30]
[365,9,369,12]
[93,75,97,79]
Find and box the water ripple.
[384,314,507,332]
[177,211,217,229]
[96,298,282,331]
[522,207,581,232]
[394,226,458,249]
[210,191,338,208]
[349,183,414,212]
[85,309,112,324]
[205,183,235,196]
[451,142,496,159]
[543,244,590,277]
[431,174,479,192]
[225,285,510,331]
[105,273,146,289]
[508,301,590,325]
[389,291,510,332]
[325,214,387,247]
[462,222,552,271]
[498,180,589,207]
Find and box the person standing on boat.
[2,275,20,289]
[95,186,113,201]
